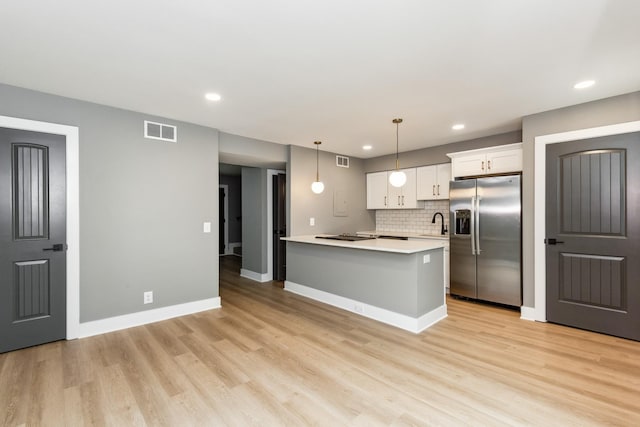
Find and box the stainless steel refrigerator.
[449,175,522,306]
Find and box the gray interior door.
[0,128,67,353]
[546,131,640,341]
[273,173,286,281]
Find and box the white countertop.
[357,231,449,241]
[282,235,446,254]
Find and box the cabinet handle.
[481,161,485,171]
[432,185,436,196]
[437,184,440,195]
[488,160,491,170]
[402,195,405,206]
[384,196,387,206]
[398,195,401,206]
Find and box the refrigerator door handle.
[470,196,476,255]
[476,196,482,254]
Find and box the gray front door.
[0,128,67,353]
[546,131,640,341]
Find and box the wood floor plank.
[1,254,639,426]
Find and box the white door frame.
[533,120,640,322]
[0,115,80,339]
[219,184,229,255]
[267,169,286,281]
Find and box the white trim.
[267,169,286,281]
[219,184,229,254]
[78,297,221,338]
[0,115,80,340]
[240,268,270,283]
[520,306,537,321]
[284,280,447,334]
[533,120,640,322]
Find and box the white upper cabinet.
[416,163,451,200]
[366,168,417,209]
[387,168,417,208]
[447,143,522,178]
[366,171,389,209]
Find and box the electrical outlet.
[354,304,364,313]
[144,291,153,304]
[423,254,430,264]
[310,217,315,226]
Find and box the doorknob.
[43,243,66,252]
[544,238,564,245]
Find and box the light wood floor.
[2,256,639,426]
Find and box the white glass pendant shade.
[311,180,325,194]
[389,170,407,187]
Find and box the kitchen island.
[282,235,447,333]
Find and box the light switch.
[423,254,430,264]
[310,217,315,226]
[203,222,211,233]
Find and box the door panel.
[546,132,640,341]
[0,128,66,353]
[219,187,225,254]
[273,173,286,281]
[449,179,477,298]
[476,176,522,306]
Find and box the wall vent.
[336,155,350,168]
[144,120,177,142]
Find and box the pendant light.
[388,118,407,187]
[311,141,325,194]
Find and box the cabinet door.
[486,149,522,174]
[451,153,486,178]
[416,165,438,200]
[386,171,403,208]
[386,168,416,208]
[436,163,452,199]
[401,168,417,208]
[366,172,388,209]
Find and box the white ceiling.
[1,0,639,158]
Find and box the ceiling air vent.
[144,120,177,142]
[336,155,350,168]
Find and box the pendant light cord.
[315,141,321,181]
[395,121,399,170]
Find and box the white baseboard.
[284,280,447,334]
[226,242,241,255]
[520,306,537,321]
[77,297,222,338]
[240,269,270,283]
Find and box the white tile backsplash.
[376,200,450,235]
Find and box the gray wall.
[241,167,268,274]
[521,91,640,307]
[219,132,287,169]
[0,83,219,322]
[289,145,375,235]
[364,130,522,172]
[220,174,242,244]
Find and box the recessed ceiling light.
[574,80,595,89]
[363,145,372,150]
[205,92,222,101]
[452,124,465,130]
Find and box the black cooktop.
[315,234,375,242]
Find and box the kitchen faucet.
[431,212,447,235]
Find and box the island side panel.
[286,241,441,317]
[415,249,445,316]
